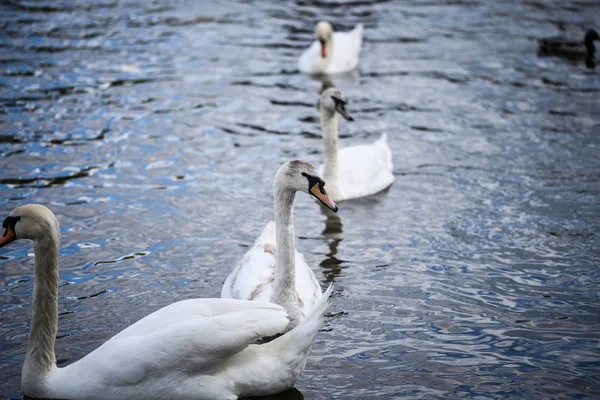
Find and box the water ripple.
[1,0,600,398]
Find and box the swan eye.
[301,172,325,192]
[303,173,338,212]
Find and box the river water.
[1,0,599,399]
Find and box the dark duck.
[538,29,599,68]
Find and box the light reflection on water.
[1,0,600,399]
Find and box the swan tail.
[353,24,364,51]
[376,133,393,172]
[275,283,333,363]
[353,23,364,36]
[256,221,276,245]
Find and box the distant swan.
[298,21,363,75]
[318,88,394,201]
[222,160,338,330]
[538,29,599,68]
[0,204,332,400]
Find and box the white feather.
[319,133,394,201]
[221,221,322,317]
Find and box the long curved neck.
[324,36,334,64]
[321,109,339,190]
[316,36,334,71]
[25,232,60,376]
[584,40,595,57]
[270,185,302,329]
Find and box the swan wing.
[112,297,280,340]
[327,133,394,200]
[327,24,364,74]
[65,299,289,387]
[221,222,277,302]
[298,40,321,74]
[222,222,322,316]
[195,285,334,398]
[292,251,322,315]
[538,38,586,56]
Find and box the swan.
[0,204,333,400]
[317,87,394,202]
[222,160,338,330]
[538,29,599,68]
[298,21,363,75]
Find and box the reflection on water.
[242,388,304,400]
[1,0,600,399]
[320,211,345,283]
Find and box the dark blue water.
[1,0,599,399]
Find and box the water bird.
[222,160,337,331]
[0,204,332,400]
[538,29,600,68]
[298,21,363,75]
[317,88,394,201]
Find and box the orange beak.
[320,40,327,58]
[310,183,338,212]
[0,224,16,248]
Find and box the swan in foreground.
[538,29,599,68]
[298,21,363,75]
[0,204,333,400]
[317,88,394,202]
[222,160,338,329]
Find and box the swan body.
[0,204,333,400]
[222,160,338,331]
[298,21,363,75]
[538,29,599,68]
[317,88,394,202]
[221,221,322,317]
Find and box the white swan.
[0,204,333,400]
[298,21,363,75]
[318,88,394,201]
[222,160,338,329]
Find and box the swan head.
[584,29,599,58]
[276,160,338,212]
[319,88,353,121]
[0,204,59,247]
[315,21,333,58]
[585,29,599,45]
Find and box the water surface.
[1,0,599,399]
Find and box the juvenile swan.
[298,21,363,75]
[318,88,394,201]
[0,204,332,400]
[222,160,338,331]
